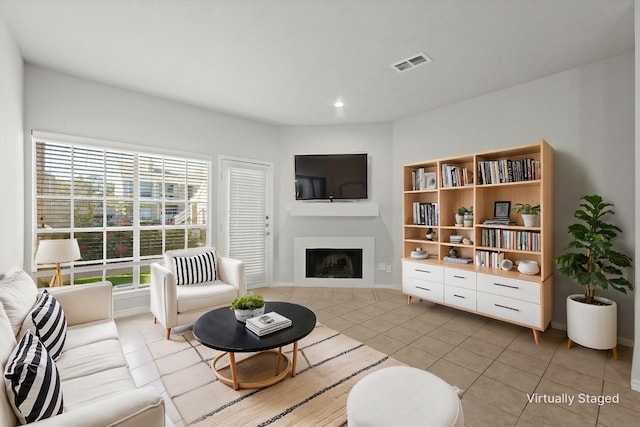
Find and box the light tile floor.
[115,286,640,427]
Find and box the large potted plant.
[554,195,633,358]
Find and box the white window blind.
[228,167,266,286]
[34,138,210,289]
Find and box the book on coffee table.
[246,311,292,336]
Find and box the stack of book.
[482,217,517,225]
[245,312,292,336]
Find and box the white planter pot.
[454,214,464,226]
[566,294,617,350]
[234,306,265,323]
[521,214,540,227]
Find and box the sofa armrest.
[150,263,178,327]
[28,386,166,427]
[44,282,113,326]
[217,256,246,296]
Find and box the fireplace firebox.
[305,248,363,279]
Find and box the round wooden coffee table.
[193,301,316,390]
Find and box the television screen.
[295,153,368,200]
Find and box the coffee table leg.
[228,352,239,390]
[292,341,299,377]
[275,347,283,376]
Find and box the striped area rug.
[165,324,405,426]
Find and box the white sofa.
[0,271,168,426]
[150,247,246,339]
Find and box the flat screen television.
[295,153,368,200]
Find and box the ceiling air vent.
[391,52,432,73]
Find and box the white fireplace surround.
[294,237,375,287]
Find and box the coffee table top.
[193,301,317,353]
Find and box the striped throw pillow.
[4,331,64,424]
[28,291,67,360]
[173,251,218,285]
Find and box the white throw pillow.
[0,271,38,336]
[4,331,64,424]
[173,250,218,285]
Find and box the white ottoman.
[347,366,464,427]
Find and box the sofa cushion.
[4,331,64,424]
[0,304,18,427]
[22,290,67,360]
[0,271,38,336]
[56,339,127,381]
[176,282,238,313]
[61,366,136,411]
[173,250,218,285]
[64,320,119,350]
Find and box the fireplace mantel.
[288,201,379,217]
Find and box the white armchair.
[150,247,246,339]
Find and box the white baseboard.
[550,321,634,347]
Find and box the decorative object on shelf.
[462,237,472,245]
[554,195,633,359]
[34,238,81,287]
[493,201,511,219]
[448,247,458,258]
[517,260,539,275]
[513,203,540,227]
[410,248,428,259]
[449,235,463,244]
[425,228,436,241]
[230,295,266,323]
[500,259,513,271]
[454,207,467,227]
[463,206,473,227]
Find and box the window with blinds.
[34,138,210,289]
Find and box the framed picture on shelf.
[425,172,437,189]
[494,201,511,218]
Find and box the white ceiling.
[0,0,634,126]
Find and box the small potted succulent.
[455,206,468,226]
[513,203,540,227]
[463,206,474,227]
[230,295,266,323]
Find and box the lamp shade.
[35,238,81,264]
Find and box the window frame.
[31,131,212,291]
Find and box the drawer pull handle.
[495,303,519,312]
[416,286,431,292]
[493,282,519,290]
[416,269,431,274]
[453,294,466,299]
[453,275,466,279]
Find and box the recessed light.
[334,101,344,108]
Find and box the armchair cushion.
[176,282,238,313]
[4,331,64,424]
[173,250,218,285]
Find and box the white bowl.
[517,260,539,275]
[410,250,428,259]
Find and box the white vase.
[454,214,464,226]
[522,214,540,227]
[517,260,539,275]
[566,294,617,350]
[234,306,265,323]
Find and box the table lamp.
[35,238,81,287]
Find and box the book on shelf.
[412,202,438,226]
[412,168,437,191]
[482,217,517,225]
[477,158,540,185]
[245,312,292,336]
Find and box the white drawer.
[403,277,444,303]
[444,285,476,311]
[477,273,540,304]
[477,292,540,328]
[444,268,476,290]
[403,261,443,283]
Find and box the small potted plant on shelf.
[554,195,633,358]
[513,203,540,227]
[455,207,467,227]
[230,294,266,323]
[463,206,474,227]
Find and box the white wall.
[23,65,279,268]
[393,51,635,342]
[275,123,394,285]
[0,13,24,276]
[631,0,640,393]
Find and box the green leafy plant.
[456,206,469,215]
[554,195,633,304]
[230,295,265,310]
[512,203,540,215]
